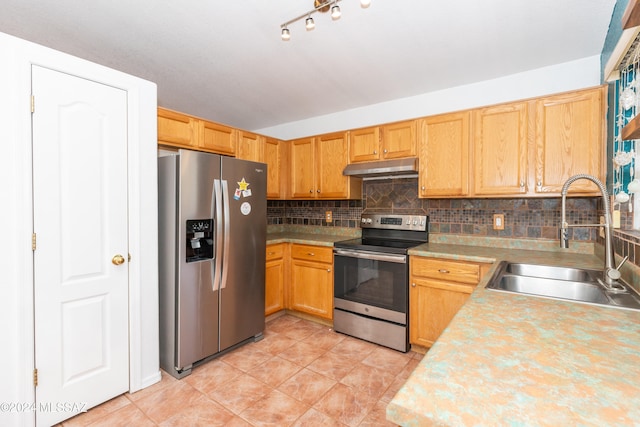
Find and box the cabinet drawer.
[411,257,481,284]
[266,243,284,261]
[291,244,333,264]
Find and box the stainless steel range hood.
[342,157,419,180]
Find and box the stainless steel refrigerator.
[158,149,266,379]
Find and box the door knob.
[112,254,126,265]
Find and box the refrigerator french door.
[158,149,266,378]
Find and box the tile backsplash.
[268,178,602,243]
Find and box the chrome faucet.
[560,174,626,288]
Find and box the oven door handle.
[334,249,406,264]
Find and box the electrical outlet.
[493,214,504,230]
[325,211,333,223]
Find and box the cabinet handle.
[308,252,315,256]
[438,269,450,274]
[411,283,416,287]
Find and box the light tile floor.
[60,314,424,427]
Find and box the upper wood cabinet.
[264,137,286,199]
[199,120,236,155]
[418,112,471,197]
[290,132,361,199]
[417,86,606,198]
[349,126,381,162]
[237,132,287,200]
[236,130,264,162]
[473,101,529,196]
[533,86,606,195]
[382,120,417,159]
[348,120,417,163]
[158,107,198,148]
[157,107,237,156]
[290,137,317,198]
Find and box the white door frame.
[0,32,160,427]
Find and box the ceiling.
[0,0,617,134]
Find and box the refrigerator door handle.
[212,179,223,292]
[221,179,231,289]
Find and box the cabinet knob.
[421,186,425,190]
[519,181,525,188]
[411,283,416,287]
[383,149,388,153]
[537,181,542,187]
[327,268,331,273]
[309,189,313,193]
[317,189,320,193]
[438,269,450,274]
[308,252,315,256]
[373,150,377,155]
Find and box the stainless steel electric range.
[333,213,428,352]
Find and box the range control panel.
[360,214,428,231]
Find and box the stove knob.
[366,218,373,224]
[361,218,367,224]
[413,219,418,225]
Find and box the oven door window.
[334,254,407,313]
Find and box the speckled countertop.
[267,230,640,425]
[388,243,640,427]
[266,231,354,247]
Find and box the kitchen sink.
[486,261,640,311]
[497,275,609,304]
[505,263,595,282]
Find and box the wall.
[268,179,601,243]
[256,56,602,141]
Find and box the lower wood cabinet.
[409,256,490,348]
[265,243,285,316]
[289,244,334,320]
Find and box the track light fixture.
[280,0,370,40]
[305,16,315,31]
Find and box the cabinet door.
[199,119,236,155]
[157,107,197,148]
[349,127,381,163]
[409,278,473,348]
[473,102,528,195]
[237,130,264,162]
[290,137,316,198]
[290,260,333,320]
[382,120,417,159]
[264,137,283,199]
[534,86,605,195]
[265,258,284,316]
[317,132,350,199]
[418,112,470,197]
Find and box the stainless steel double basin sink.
[486,261,640,311]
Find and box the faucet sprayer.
[560,174,627,289]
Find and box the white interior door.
[32,65,129,426]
